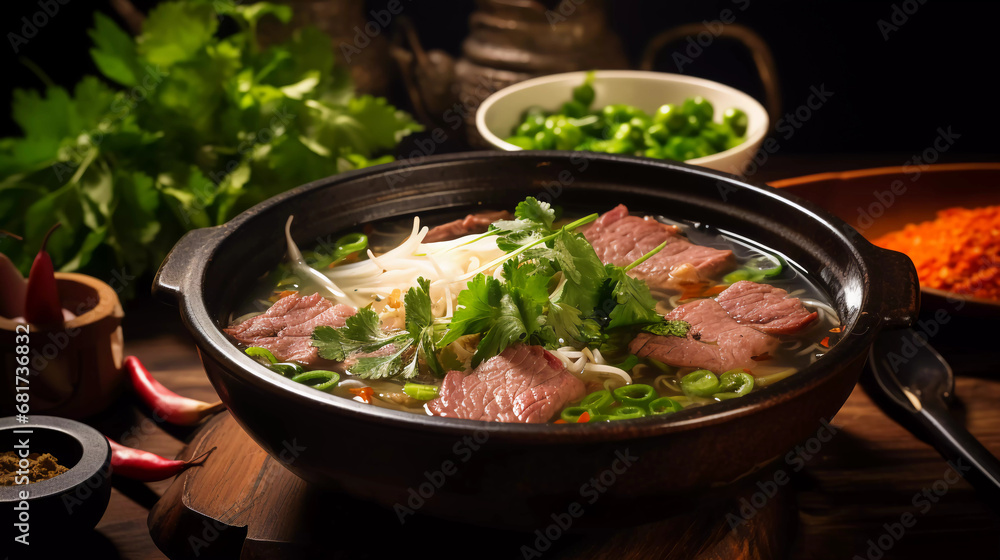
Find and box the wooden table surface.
[81,155,1000,558]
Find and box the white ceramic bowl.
[476,70,769,175]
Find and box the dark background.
[2,0,998,159]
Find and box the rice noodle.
[796,342,825,356]
[653,374,683,394]
[754,368,797,387]
[549,346,633,386]
[800,298,840,326]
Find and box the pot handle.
[871,246,920,330]
[152,226,223,306]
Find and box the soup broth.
[227,204,840,422]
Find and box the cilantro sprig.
[0,1,420,295]
[311,277,442,379]
[440,217,679,363]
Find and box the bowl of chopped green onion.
[476,70,768,175]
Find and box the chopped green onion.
[245,346,278,364]
[403,382,440,401]
[271,362,305,377]
[609,405,646,419]
[723,253,784,284]
[723,268,753,284]
[586,414,615,422]
[745,254,783,278]
[580,389,614,412]
[610,355,640,371]
[613,384,657,409]
[649,396,684,415]
[680,369,720,397]
[291,370,340,391]
[623,240,669,272]
[561,406,594,423]
[714,370,755,400]
[310,233,368,269]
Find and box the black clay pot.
[153,152,918,530]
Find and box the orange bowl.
[770,163,1000,318]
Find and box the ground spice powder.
[0,451,70,485]
[873,205,1000,300]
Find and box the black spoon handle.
[915,405,1000,511]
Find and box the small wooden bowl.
[0,273,125,419]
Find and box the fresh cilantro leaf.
[438,266,546,367]
[550,230,606,310]
[514,197,555,229]
[1,2,420,290]
[644,320,691,338]
[138,2,218,67]
[312,307,399,362]
[474,291,531,367]
[311,278,443,379]
[438,274,504,348]
[89,13,142,86]
[351,345,413,380]
[489,197,557,252]
[405,277,444,377]
[603,266,663,330]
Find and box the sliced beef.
[225,293,355,365]
[583,204,733,290]
[715,280,818,334]
[629,281,817,373]
[423,210,513,243]
[630,300,778,372]
[427,345,585,423]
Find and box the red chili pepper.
[829,327,842,333]
[554,419,567,424]
[701,284,728,297]
[679,283,709,300]
[577,411,591,423]
[125,356,226,426]
[820,336,830,348]
[24,223,63,326]
[107,437,215,482]
[349,386,374,404]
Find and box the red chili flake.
[554,419,567,424]
[829,327,842,333]
[349,387,374,404]
[820,336,830,348]
[742,368,753,374]
[751,352,772,362]
[577,411,591,423]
